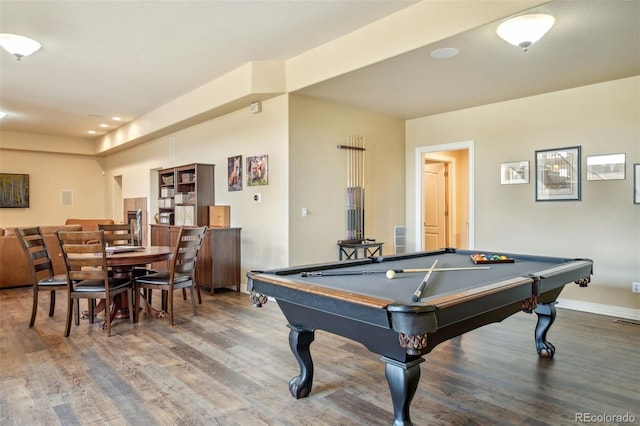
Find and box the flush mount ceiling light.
[496,14,555,51]
[430,47,459,59]
[0,33,42,60]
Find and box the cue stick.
[411,259,438,302]
[390,266,489,273]
[299,266,489,277]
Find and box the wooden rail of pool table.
[252,274,394,309]
[424,276,534,308]
[251,273,535,309]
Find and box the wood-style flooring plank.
[1,286,638,425]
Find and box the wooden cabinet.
[150,223,180,247]
[157,163,215,226]
[196,227,242,294]
[150,224,241,293]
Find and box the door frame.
[415,140,475,250]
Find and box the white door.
[423,162,447,250]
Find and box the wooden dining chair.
[99,222,155,275]
[16,227,68,327]
[98,223,134,246]
[134,226,207,326]
[56,230,135,337]
[93,223,135,317]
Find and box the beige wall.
[0,130,96,156]
[406,76,640,313]
[101,95,291,277]
[288,95,406,264]
[0,147,106,227]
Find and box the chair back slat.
[30,250,49,261]
[174,260,197,274]
[178,249,198,261]
[33,262,54,274]
[65,243,103,254]
[18,227,40,238]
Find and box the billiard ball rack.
[470,254,515,264]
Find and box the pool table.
[247,248,592,426]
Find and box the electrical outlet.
[633,282,640,293]
[301,207,308,217]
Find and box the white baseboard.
[556,298,640,321]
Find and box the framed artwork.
[227,155,243,191]
[535,146,581,201]
[586,153,626,181]
[247,154,268,186]
[500,161,529,184]
[0,173,29,208]
[634,164,640,204]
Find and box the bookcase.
[157,163,214,226]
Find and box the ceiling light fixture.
[430,47,459,59]
[496,14,555,51]
[0,33,42,60]
[0,112,6,120]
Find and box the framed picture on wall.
[586,153,626,181]
[247,154,268,186]
[500,161,529,184]
[227,155,243,191]
[535,146,581,201]
[634,163,640,204]
[0,173,29,208]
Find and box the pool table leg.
[288,325,315,399]
[534,302,557,358]
[382,356,425,426]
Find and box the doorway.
[415,141,474,251]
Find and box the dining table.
[106,245,172,278]
[88,246,173,322]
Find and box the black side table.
[337,239,384,260]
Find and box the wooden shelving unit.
[157,163,214,226]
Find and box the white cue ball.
[386,270,396,279]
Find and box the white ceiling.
[298,1,640,119]
[0,0,638,142]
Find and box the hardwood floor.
[1,286,638,425]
